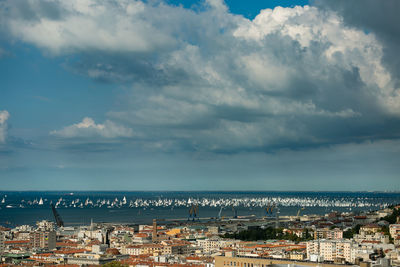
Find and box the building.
[152,219,158,242]
[124,245,142,255]
[353,231,389,244]
[162,243,190,255]
[215,255,348,267]
[289,251,306,260]
[66,253,128,265]
[314,228,343,240]
[36,220,55,231]
[30,230,56,250]
[197,238,233,254]
[0,231,5,253]
[360,224,381,234]
[389,224,400,239]
[306,239,355,263]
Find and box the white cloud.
[4,0,176,54]
[0,110,10,144]
[50,117,133,139]
[2,1,400,152]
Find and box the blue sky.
[1,0,400,191]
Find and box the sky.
[0,0,400,191]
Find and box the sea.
[0,191,399,227]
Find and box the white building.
[354,232,389,244]
[196,238,233,254]
[36,220,55,231]
[306,239,355,263]
[389,224,400,238]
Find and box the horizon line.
[1,190,399,193]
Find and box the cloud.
[0,110,10,144]
[1,0,176,55]
[50,117,133,139]
[2,1,400,153]
[0,47,7,58]
[313,0,400,86]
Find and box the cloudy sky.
[1,0,399,191]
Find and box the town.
[1,205,400,267]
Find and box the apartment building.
[314,228,343,240]
[215,255,348,267]
[389,224,400,239]
[306,239,355,263]
[30,230,56,250]
[0,232,5,253]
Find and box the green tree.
[343,224,361,239]
[102,261,128,267]
[223,227,311,242]
[382,208,400,224]
[381,226,394,243]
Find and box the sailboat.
[1,197,5,204]
[38,198,44,205]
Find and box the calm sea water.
[0,191,399,227]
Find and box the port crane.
[265,202,275,216]
[263,203,280,228]
[51,203,64,227]
[188,204,199,221]
[232,206,238,219]
[217,206,223,220]
[297,207,305,217]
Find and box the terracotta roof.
[135,233,149,237]
[363,224,380,228]
[106,248,121,255]
[56,241,78,247]
[55,249,88,255]
[4,240,30,244]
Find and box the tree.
[381,226,394,243]
[343,225,360,239]
[382,208,400,224]
[103,261,128,267]
[223,227,311,241]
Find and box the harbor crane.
[297,207,305,217]
[232,206,238,219]
[264,202,280,228]
[188,204,199,221]
[51,203,64,227]
[217,206,223,220]
[265,202,275,216]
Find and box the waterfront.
[1,191,399,226]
